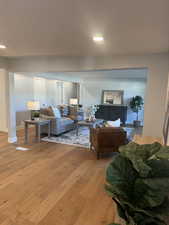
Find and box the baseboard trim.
[8,136,18,143]
[16,125,24,130]
[0,128,8,133]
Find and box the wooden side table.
[24,119,51,143]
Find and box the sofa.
[90,127,128,159]
[40,105,84,136]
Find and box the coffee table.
[76,119,104,136]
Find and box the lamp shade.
[27,101,40,110]
[69,98,78,105]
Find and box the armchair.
[90,127,128,159]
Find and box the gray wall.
[14,74,78,127]
[80,78,147,124]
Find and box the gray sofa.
[40,106,84,136]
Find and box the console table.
[95,105,127,125]
[24,119,51,143]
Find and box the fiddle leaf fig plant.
[105,142,169,225]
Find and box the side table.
[24,119,51,143]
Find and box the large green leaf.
[146,197,169,219]
[147,159,169,178]
[106,155,137,201]
[142,177,169,194]
[113,197,129,222]
[119,142,162,161]
[106,155,137,186]
[119,142,162,177]
[132,178,167,208]
[132,213,166,225]
[155,146,169,159]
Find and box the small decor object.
[102,90,124,105]
[105,142,169,225]
[86,105,99,121]
[16,147,30,151]
[33,111,40,120]
[27,101,40,120]
[130,95,144,127]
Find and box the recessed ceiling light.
[0,44,6,49]
[93,36,104,42]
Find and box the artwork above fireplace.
[102,90,124,105]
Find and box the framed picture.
[102,90,124,105]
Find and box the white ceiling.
[0,0,168,57]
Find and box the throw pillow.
[40,108,48,115]
[47,107,55,116]
[59,105,69,116]
[51,106,61,118]
[69,106,77,116]
[106,118,121,127]
[40,107,54,116]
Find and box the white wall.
[34,77,47,107]
[46,80,61,106]
[14,74,34,126]
[63,82,77,104]
[81,78,146,124]
[14,74,78,126]
[0,69,8,132]
[14,74,34,111]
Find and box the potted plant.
[105,142,169,225]
[130,96,144,127]
[32,110,40,120]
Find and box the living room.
[0,0,168,224]
[14,69,147,147]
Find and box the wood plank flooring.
[0,129,120,225]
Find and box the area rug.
[42,127,90,148]
[42,126,135,148]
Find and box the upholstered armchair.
[90,127,128,159]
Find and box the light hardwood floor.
[0,129,120,225]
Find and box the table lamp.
[27,101,40,120]
[69,98,78,105]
